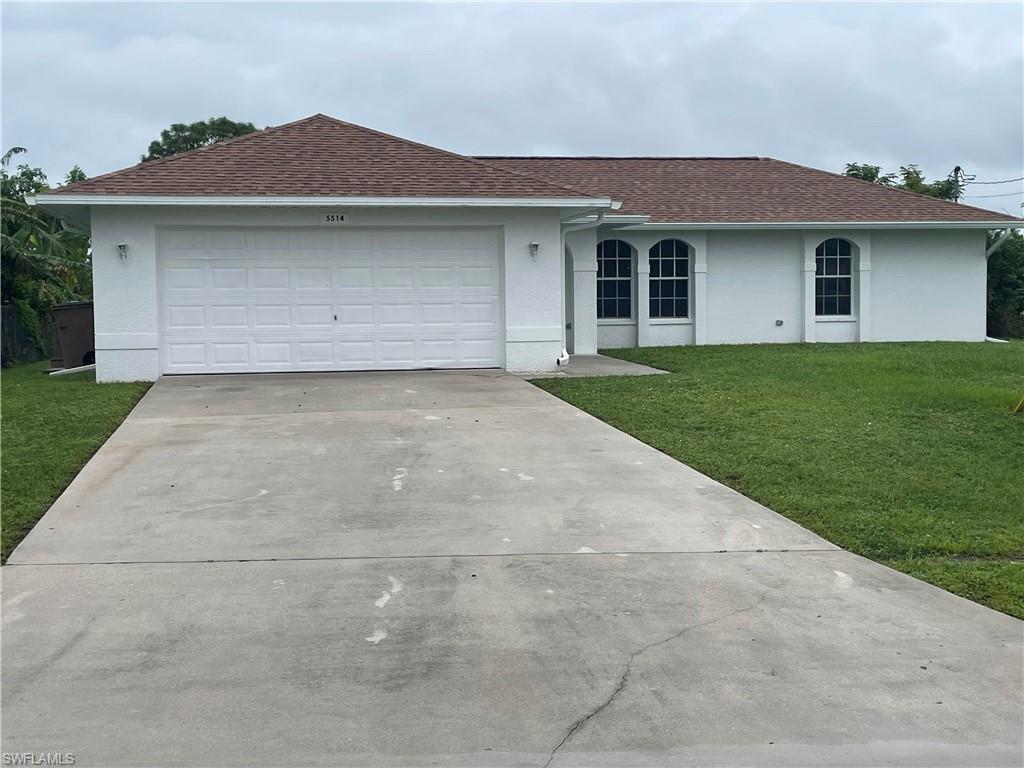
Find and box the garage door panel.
[166,343,207,366]
[420,339,456,364]
[210,267,247,289]
[255,342,292,364]
[298,342,333,363]
[379,340,416,363]
[159,227,502,373]
[462,338,501,362]
[209,305,249,328]
[336,267,374,289]
[460,302,498,325]
[252,268,290,289]
[294,267,332,289]
[420,304,455,325]
[419,266,455,288]
[211,343,249,365]
[460,265,497,287]
[377,267,415,288]
[248,231,290,251]
[337,341,374,364]
[378,304,416,325]
[294,304,333,327]
[166,305,205,329]
[253,305,291,328]
[337,304,374,326]
[165,267,205,290]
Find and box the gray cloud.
[2,1,1021,213]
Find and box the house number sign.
[318,213,347,224]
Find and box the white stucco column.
[801,234,817,343]
[856,234,872,342]
[568,229,599,355]
[636,244,651,347]
[689,233,709,345]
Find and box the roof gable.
[49,114,597,199]
[478,156,1019,224]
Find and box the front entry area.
[157,226,504,373]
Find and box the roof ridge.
[762,158,1012,220]
[475,155,765,161]
[310,114,601,198]
[48,114,325,194]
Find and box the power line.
[962,188,1019,196]
[964,176,1024,185]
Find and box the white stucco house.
[32,113,1020,382]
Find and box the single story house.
[33,113,1020,382]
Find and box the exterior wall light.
[529,241,540,258]
[116,243,128,262]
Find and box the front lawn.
[1,362,150,562]
[533,342,1024,619]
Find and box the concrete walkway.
[2,371,1021,766]
[521,354,666,378]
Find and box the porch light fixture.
[529,241,540,258]
[116,242,128,262]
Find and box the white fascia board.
[619,220,1023,230]
[563,213,650,226]
[29,194,614,209]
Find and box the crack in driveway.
[543,594,768,768]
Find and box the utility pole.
[949,166,975,203]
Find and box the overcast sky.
[2,1,1022,213]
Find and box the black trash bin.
[51,301,95,369]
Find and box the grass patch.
[1,362,150,562]
[533,342,1024,618]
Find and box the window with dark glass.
[649,239,690,318]
[597,239,633,319]
[815,238,853,316]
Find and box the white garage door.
[157,227,503,373]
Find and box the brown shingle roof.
[49,114,598,199]
[48,113,1019,224]
[477,156,1020,223]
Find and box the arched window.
[597,239,633,319]
[649,239,690,318]
[815,238,853,316]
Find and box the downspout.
[985,228,1014,258]
[985,228,1018,343]
[557,212,606,365]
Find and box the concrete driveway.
[2,371,1021,767]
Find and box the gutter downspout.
[985,228,1014,258]
[985,228,1018,343]
[557,212,606,365]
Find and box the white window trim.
[648,240,692,320]
[596,240,635,322]
[814,238,855,319]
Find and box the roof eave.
[564,213,650,226]
[617,220,1023,230]
[29,193,615,209]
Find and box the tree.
[843,163,897,186]
[843,162,963,201]
[1,148,91,358]
[65,165,87,185]
[987,231,1024,338]
[141,117,258,161]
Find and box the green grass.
[1,362,150,562]
[533,342,1024,619]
